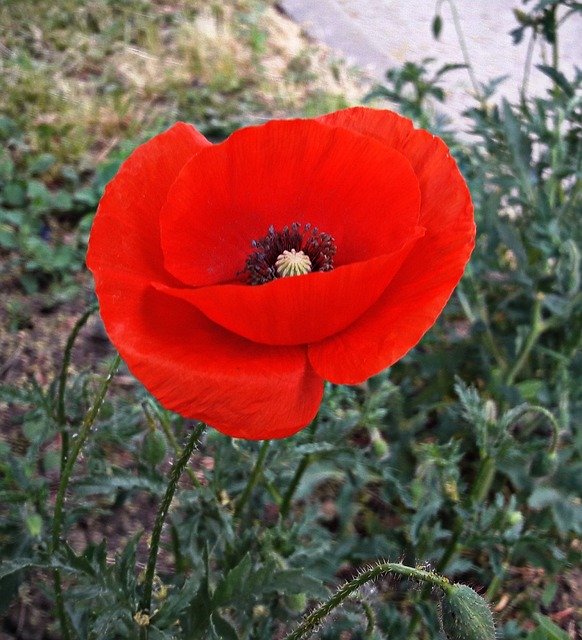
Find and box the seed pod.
[440,584,496,640]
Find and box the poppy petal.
[154,227,424,345]
[159,119,421,287]
[93,269,323,439]
[87,122,211,282]
[309,108,474,383]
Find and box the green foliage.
[1,1,581,639]
[364,58,467,129]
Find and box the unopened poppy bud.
[531,450,558,477]
[369,426,389,458]
[443,480,459,503]
[253,605,268,619]
[484,400,497,425]
[505,510,523,527]
[141,430,167,466]
[440,584,496,640]
[285,592,308,613]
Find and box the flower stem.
[280,417,319,519]
[284,562,452,640]
[280,454,312,519]
[138,422,205,627]
[407,453,497,636]
[234,439,271,518]
[146,407,202,488]
[435,0,483,100]
[55,304,98,470]
[504,295,546,386]
[51,353,121,640]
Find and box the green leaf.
[529,614,570,640]
[528,486,561,509]
[211,553,252,608]
[209,612,238,640]
[153,575,201,627]
[28,153,56,176]
[536,64,574,97]
[259,569,328,599]
[52,190,74,212]
[432,14,443,39]
[501,99,532,190]
[2,183,26,207]
[0,559,38,580]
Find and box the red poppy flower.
[87,107,474,440]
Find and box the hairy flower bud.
[440,584,496,640]
[285,592,308,613]
[141,430,167,466]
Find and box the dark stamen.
[243,222,336,285]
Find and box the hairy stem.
[51,353,121,640]
[280,454,312,519]
[145,406,202,488]
[284,562,451,640]
[407,453,496,635]
[504,296,544,386]
[138,422,205,635]
[280,417,320,518]
[436,0,483,100]
[55,304,98,470]
[234,439,271,518]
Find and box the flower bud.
[141,430,167,466]
[505,510,523,528]
[285,593,308,613]
[530,450,558,477]
[370,427,389,458]
[440,584,496,640]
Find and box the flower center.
[243,222,336,285]
[276,249,312,277]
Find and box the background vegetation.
[0,1,580,639]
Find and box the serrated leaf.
[91,606,132,638]
[153,575,201,627]
[536,64,574,97]
[501,99,532,189]
[434,63,467,79]
[117,530,143,591]
[0,559,39,580]
[259,569,328,599]
[210,612,238,640]
[292,442,338,457]
[211,553,252,608]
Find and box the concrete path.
[280,0,581,120]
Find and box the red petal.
[154,229,423,345]
[94,270,323,439]
[309,108,475,383]
[87,122,211,282]
[159,119,421,287]
[88,123,323,438]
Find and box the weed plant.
[0,1,580,639]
